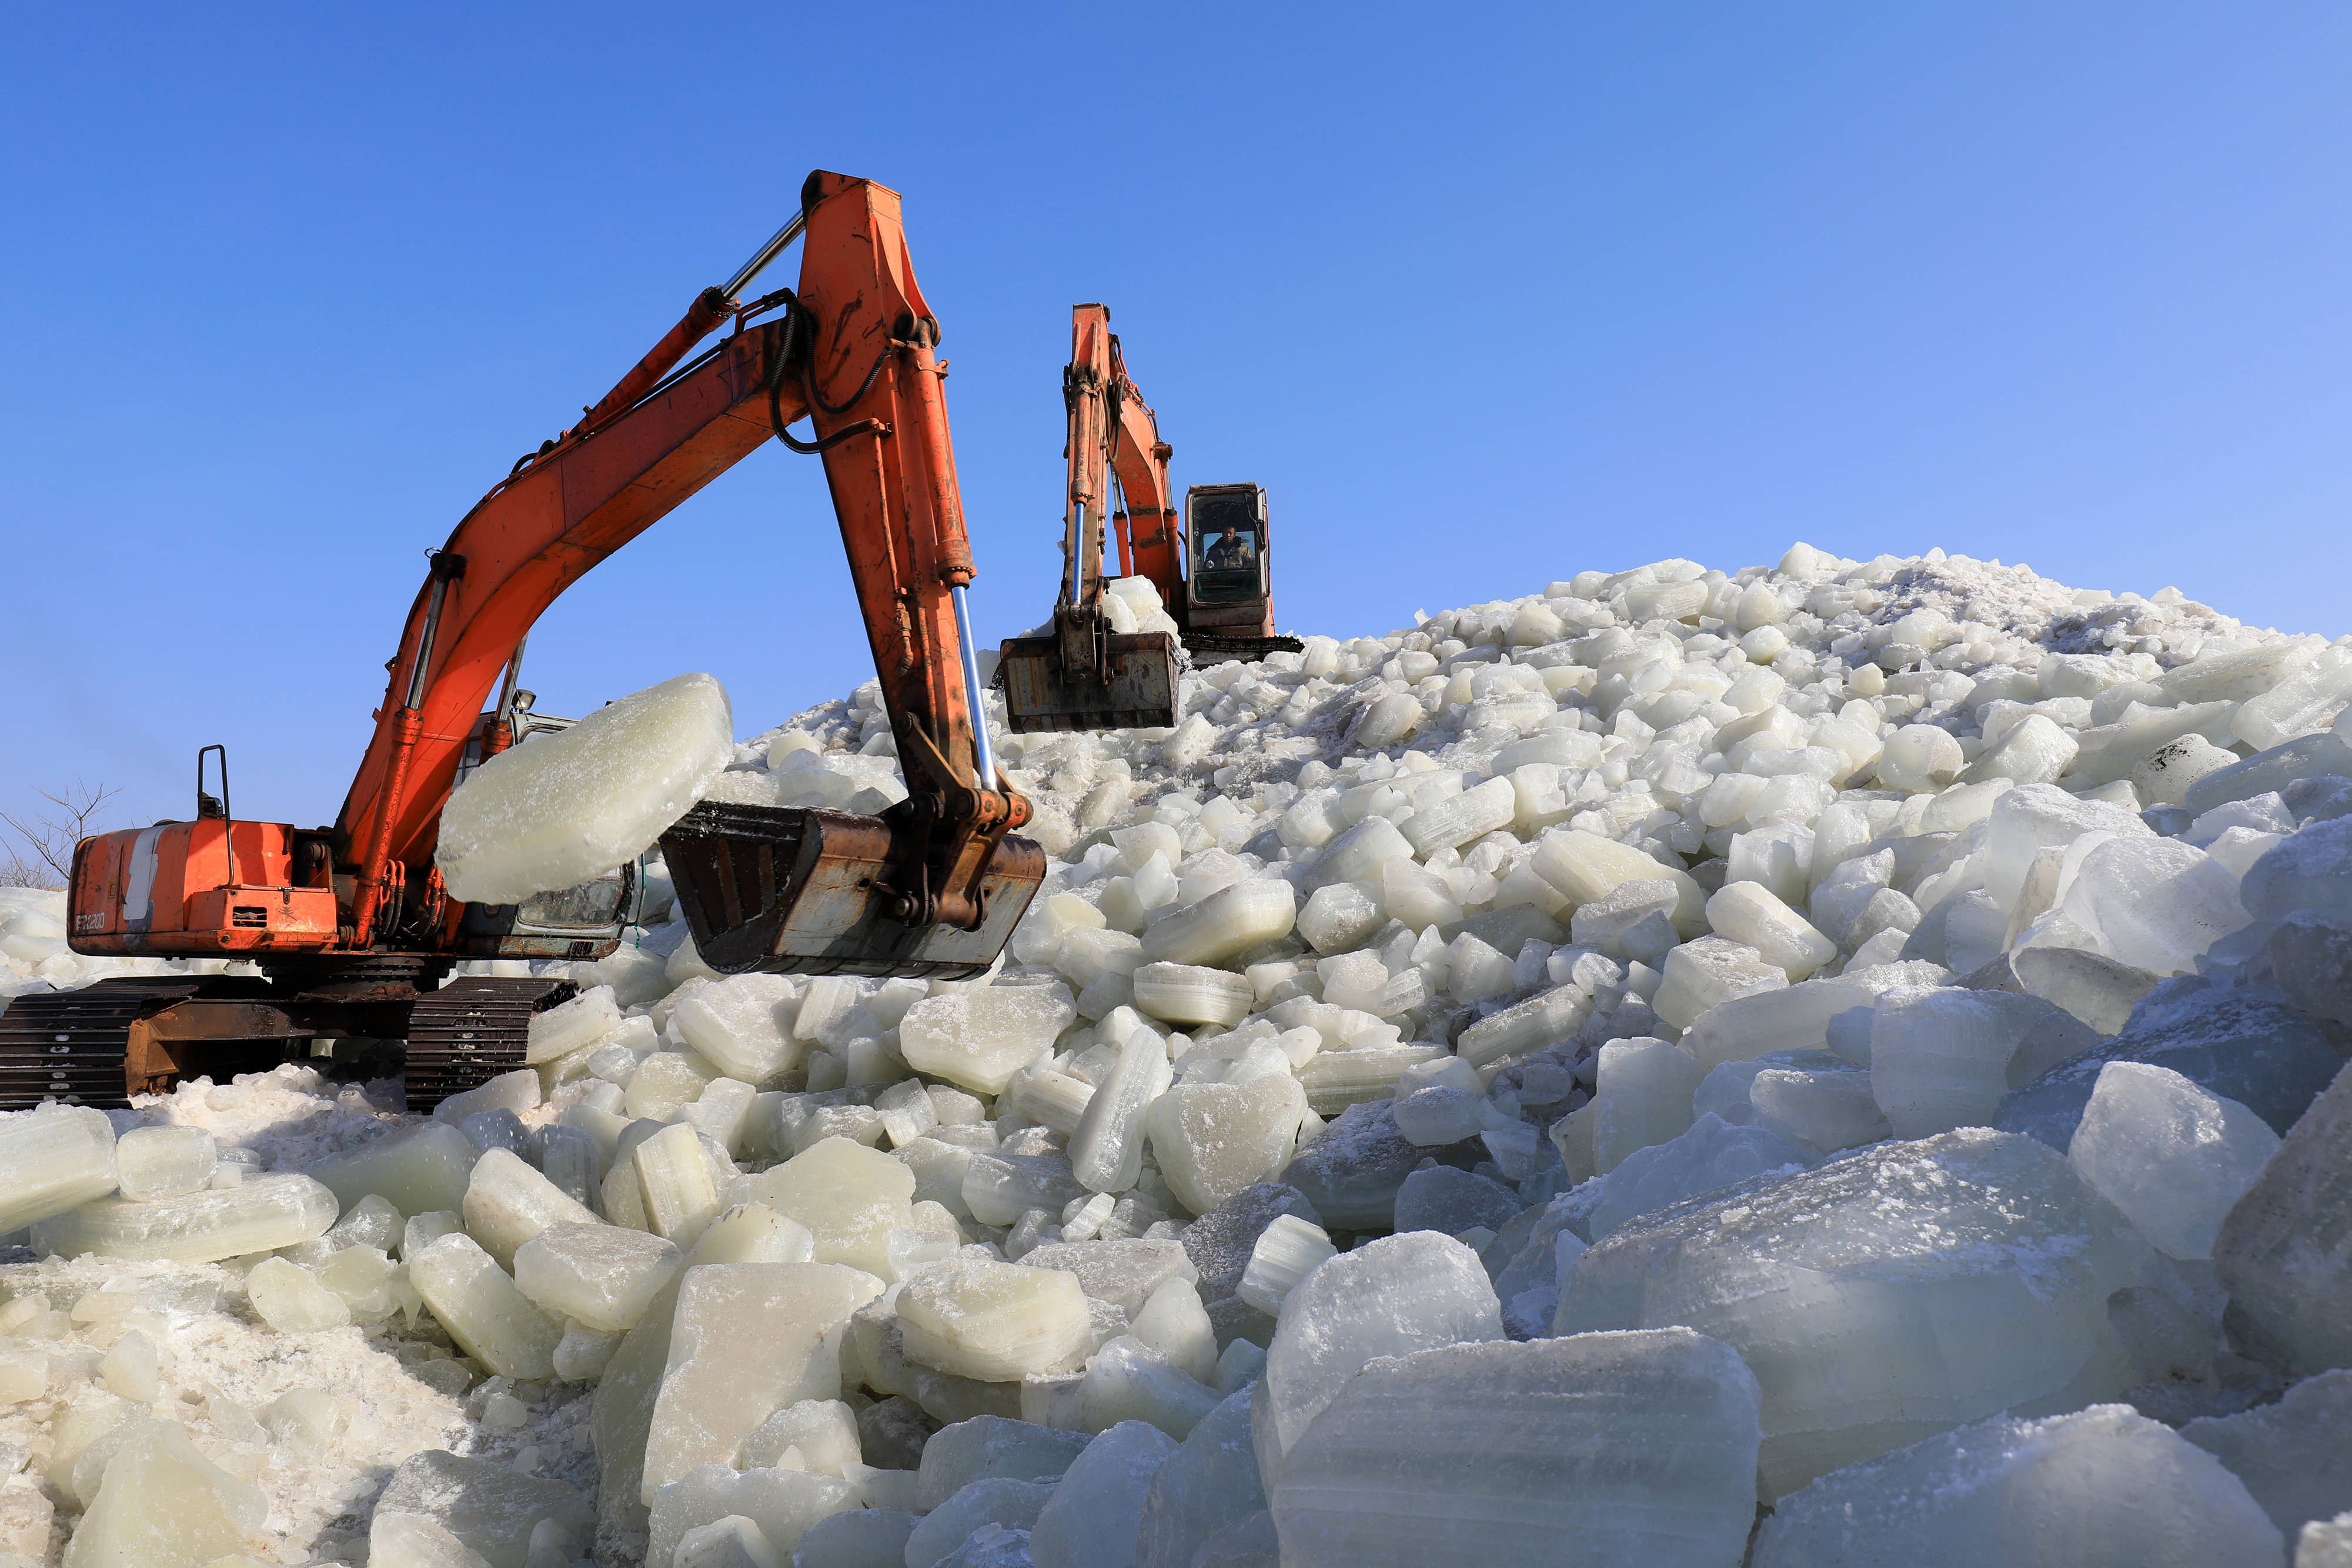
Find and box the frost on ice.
[6,543,2352,1564]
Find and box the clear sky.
[4,3,2350,842]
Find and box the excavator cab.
[1183,483,1275,636]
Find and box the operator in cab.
[1204,526,1256,570]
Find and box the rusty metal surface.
[403,976,575,1111]
[998,630,1181,733]
[662,802,1045,978]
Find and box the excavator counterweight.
[35,172,1041,1108]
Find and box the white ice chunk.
[1653,937,1788,1031]
[61,1418,268,1568]
[2062,836,2252,976]
[437,671,733,905]
[1141,880,1297,968]
[2069,1061,2282,1261]
[244,1256,352,1334]
[673,975,807,1086]
[727,1138,914,1277]
[409,1232,560,1380]
[309,1120,476,1218]
[462,1148,599,1270]
[1067,1026,1175,1195]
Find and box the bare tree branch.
[0,781,122,890]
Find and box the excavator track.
[0,978,205,1110]
[402,975,576,1112]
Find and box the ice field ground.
[3,543,2351,1567]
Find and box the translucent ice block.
[462,1148,599,1269]
[408,1231,560,1380]
[1030,1419,1178,1568]
[0,1105,117,1234]
[112,1125,216,1201]
[1258,1231,1501,1485]
[1141,880,1298,968]
[1134,1386,1265,1568]
[245,1257,352,1333]
[1558,1128,2146,1497]
[1068,1025,1175,1195]
[309,1121,476,1218]
[60,1418,268,1568]
[372,1448,594,1568]
[1148,1076,1309,1217]
[436,670,734,905]
[512,1221,681,1333]
[896,1257,1093,1383]
[2213,1057,2352,1378]
[634,1121,722,1246]
[728,1138,914,1276]
[916,1415,1091,1509]
[899,985,1077,1095]
[672,974,807,1086]
[34,1171,335,1263]
[2069,1061,2280,1259]
[1131,962,1256,1029]
[640,1262,883,1502]
[1272,1330,1761,1568]
[1235,1215,1335,1318]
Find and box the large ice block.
[60,1418,268,1568]
[309,1121,476,1218]
[671,974,807,1085]
[1030,1419,1178,1568]
[1653,936,1789,1030]
[640,1262,883,1502]
[435,670,734,905]
[2181,1370,2352,1543]
[2060,837,2252,976]
[512,1221,681,1333]
[526,984,624,1065]
[1584,1113,1817,1241]
[2213,1057,2352,1378]
[1147,1075,1308,1217]
[113,1125,216,1201]
[1131,962,1255,1028]
[245,1256,352,1333]
[898,985,1077,1095]
[2068,1061,2280,1259]
[728,1137,915,1276]
[1141,880,1297,968]
[1072,1335,1223,1439]
[896,1257,1094,1383]
[1680,961,1950,1069]
[409,1231,560,1380]
[1530,829,1706,935]
[0,1105,117,1234]
[462,1148,599,1269]
[1271,1330,1761,1567]
[1707,882,1836,979]
[1593,1037,1705,1172]
[634,1121,723,1246]
[1750,1404,2281,1568]
[1557,1128,2147,1497]
[34,1171,335,1263]
[1258,1232,1501,1485]
[1869,985,2057,1137]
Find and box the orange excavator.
[997,303,1301,733]
[9,171,1043,1109]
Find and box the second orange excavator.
[998,304,1302,733]
[11,171,1043,1109]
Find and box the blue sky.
[5,3,2350,838]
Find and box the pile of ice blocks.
[4,548,2352,1567]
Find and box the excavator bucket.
[997,630,1182,734]
[658,802,1045,979]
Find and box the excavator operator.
[1204,525,1255,570]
